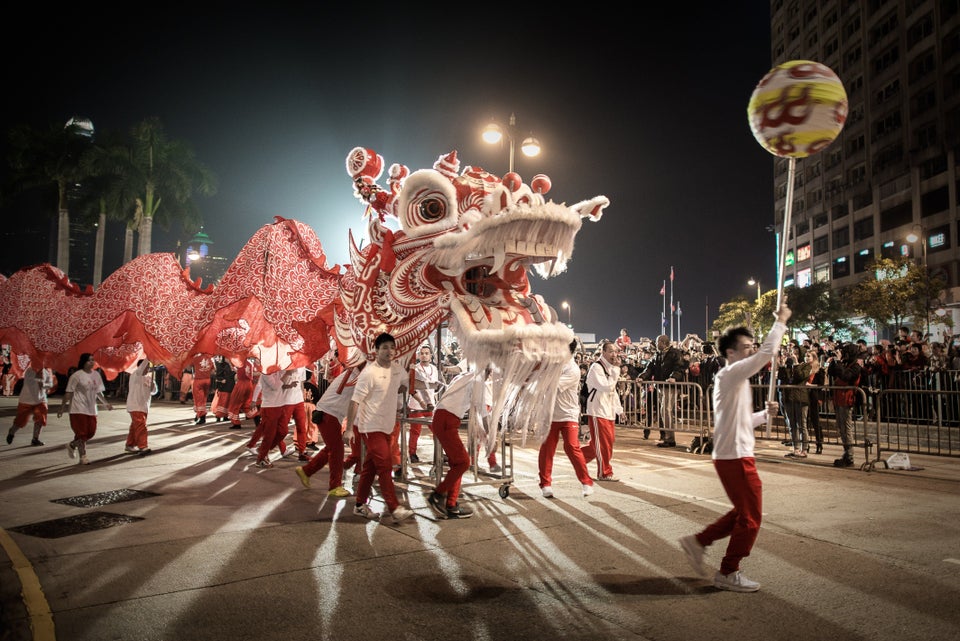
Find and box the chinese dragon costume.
[0,147,608,443]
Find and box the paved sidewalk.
[1,395,959,641]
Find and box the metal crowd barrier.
[871,389,960,459]
[616,380,711,449]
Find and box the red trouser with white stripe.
[580,415,615,478]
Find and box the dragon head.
[340,147,608,437]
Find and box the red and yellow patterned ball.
[748,60,848,158]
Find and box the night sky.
[2,4,777,344]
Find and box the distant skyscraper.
[770,0,959,329]
[183,228,229,286]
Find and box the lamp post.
[906,224,930,336]
[481,112,541,174]
[747,278,761,304]
[561,300,572,328]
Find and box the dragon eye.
[418,198,446,222]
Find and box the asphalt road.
[1,396,959,641]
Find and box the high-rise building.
[770,0,960,334]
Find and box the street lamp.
[561,300,572,327]
[906,224,930,335]
[747,278,761,304]
[481,112,541,174]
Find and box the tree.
[5,119,94,275]
[782,282,852,340]
[712,297,754,338]
[122,118,217,256]
[78,131,147,273]
[846,256,945,339]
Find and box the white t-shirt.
[259,367,306,408]
[66,369,105,416]
[352,361,406,434]
[19,368,54,405]
[551,357,581,424]
[126,361,157,413]
[436,370,492,419]
[408,362,440,411]
[315,367,361,421]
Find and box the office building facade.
[770,0,960,333]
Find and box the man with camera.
[827,344,863,468]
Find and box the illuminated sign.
[929,231,945,249]
[785,250,795,266]
[797,267,812,288]
[797,244,811,261]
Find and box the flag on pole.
[659,283,665,296]
[661,312,666,328]
[671,304,675,312]
[670,266,674,282]
[676,301,682,316]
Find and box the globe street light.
[561,300,572,327]
[482,112,541,174]
[747,278,761,304]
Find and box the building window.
[814,263,831,283]
[873,45,899,74]
[880,240,898,259]
[825,37,839,57]
[920,154,947,179]
[814,213,829,229]
[853,217,874,241]
[843,15,861,38]
[796,219,810,236]
[833,226,850,249]
[847,134,865,155]
[847,75,863,97]
[944,0,959,19]
[879,201,913,232]
[832,203,848,220]
[869,11,899,46]
[915,122,938,149]
[854,248,874,273]
[911,85,937,118]
[908,49,936,83]
[921,186,949,217]
[813,235,829,256]
[824,8,838,28]
[848,163,866,185]
[907,12,934,49]
[873,110,902,140]
[875,78,900,105]
[875,142,904,172]
[927,224,952,254]
[833,255,850,278]
[826,148,843,169]
[845,44,862,67]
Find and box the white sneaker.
[353,503,380,520]
[389,506,415,524]
[582,483,594,497]
[680,535,708,577]
[66,443,77,459]
[541,486,554,498]
[124,446,140,454]
[489,464,502,474]
[79,455,90,465]
[713,570,760,592]
[246,447,258,457]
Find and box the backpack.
[687,435,713,455]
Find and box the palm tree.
[5,119,94,276]
[78,132,146,275]
[124,118,217,256]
